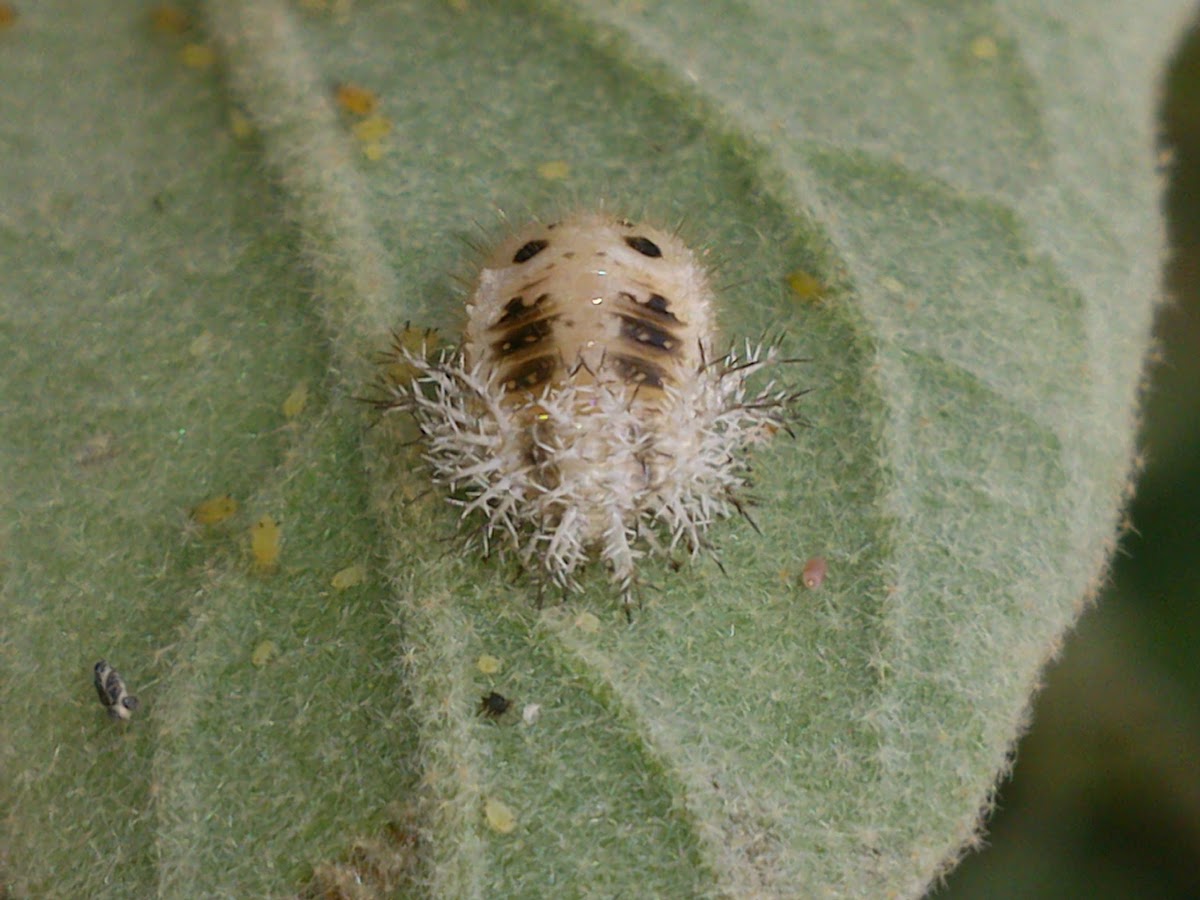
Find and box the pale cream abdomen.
[463,213,715,407]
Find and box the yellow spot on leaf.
[229,110,254,140]
[335,82,378,116]
[353,115,392,143]
[192,494,239,525]
[476,654,502,675]
[149,4,191,34]
[298,0,353,13]
[573,611,601,634]
[181,43,217,70]
[251,515,281,572]
[283,381,309,419]
[189,331,214,358]
[537,160,570,180]
[251,640,279,667]
[785,269,825,302]
[484,797,516,834]
[75,431,118,466]
[331,562,366,590]
[970,35,999,60]
[361,141,386,161]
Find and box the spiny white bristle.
[381,341,791,604]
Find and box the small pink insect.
[802,556,828,590]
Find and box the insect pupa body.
[384,213,794,612]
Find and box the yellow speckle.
[447,0,469,13]
[251,515,282,572]
[75,431,118,466]
[537,160,571,180]
[298,0,352,13]
[352,115,392,144]
[335,82,378,116]
[361,141,386,161]
[573,611,601,634]
[785,269,825,302]
[970,35,999,60]
[476,654,502,675]
[251,640,279,668]
[879,276,904,294]
[484,797,516,834]
[0,3,18,28]
[283,381,309,419]
[189,331,214,358]
[193,494,239,525]
[331,562,366,590]
[181,43,217,70]
[149,4,191,34]
[229,110,254,140]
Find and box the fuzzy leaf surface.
[0,0,1182,896]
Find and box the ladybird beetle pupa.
[93,660,139,721]
[378,212,800,614]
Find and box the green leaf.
[0,0,1181,896]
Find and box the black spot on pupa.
[624,235,662,258]
[493,293,548,328]
[646,293,673,317]
[617,314,677,352]
[494,317,554,356]
[503,355,557,391]
[629,291,682,325]
[612,354,666,388]
[512,239,549,264]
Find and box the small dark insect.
[93,660,139,721]
[478,691,511,719]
